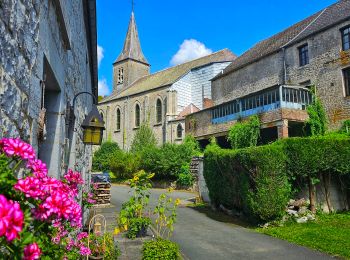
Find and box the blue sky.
[96,0,337,96]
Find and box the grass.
[257,212,350,259]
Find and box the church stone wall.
[0,0,95,179]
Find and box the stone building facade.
[98,11,235,150]
[187,0,350,144]
[0,0,98,180]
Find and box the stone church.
[98,11,235,150]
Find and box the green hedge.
[204,135,350,222]
[142,238,179,260]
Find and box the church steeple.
[113,11,150,93]
[115,12,149,65]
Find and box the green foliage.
[183,135,201,156]
[130,123,158,153]
[204,135,350,222]
[204,144,290,222]
[142,238,180,260]
[126,217,151,239]
[92,141,120,172]
[306,88,327,136]
[176,164,194,187]
[340,120,350,135]
[258,212,350,259]
[140,142,194,180]
[103,232,121,259]
[110,151,140,179]
[227,115,260,149]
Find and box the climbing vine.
[227,115,260,149]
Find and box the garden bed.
[257,212,350,259]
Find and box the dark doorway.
[259,127,278,145]
[289,121,306,137]
[216,135,231,149]
[198,138,210,150]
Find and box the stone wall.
[211,20,350,129]
[0,0,96,179]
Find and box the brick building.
[186,0,350,146]
[0,0,98,179]
[98,11,235,150]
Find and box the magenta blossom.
[26,159,48,178]
[0,194,24,242]
[23,243,41,260]
[0,138,35,161]
[77,232,88,241]
[79,246,91,256]
[64,169,84,186]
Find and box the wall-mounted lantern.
[70,92,105,145]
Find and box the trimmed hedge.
[142,238,179,260]
[204,135,350,222]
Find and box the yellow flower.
[167,187,174,193]
[175,198,181,206]
[133,176,139,181]
[147,173,155,179]
[124,224,128,231]
[114,228,121,235]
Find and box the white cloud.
[97,45,104,67]
[170,39,213,66]
[98,78,111,96]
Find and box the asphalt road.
[110,185,335,260]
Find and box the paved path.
[110,185,335,260]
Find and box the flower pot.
[88,255,103,260]
[136,225,148,237]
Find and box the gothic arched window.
[156,98,162,123]
[116,108,121,130]
[177,124,183,139]
[135,104,140,127]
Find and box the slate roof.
[215,0,350,80]
[101,49,236,103]
[114,12,149,65]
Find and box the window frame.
[156,98,162,123]
[116,108,121,131]
[298,44,309,67]
[341,25,350,51]
[177,124,183,139]
[135,104,140,128]
[343,67,350,97]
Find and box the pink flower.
[14,177,47,200]
[79,246,91,256]
[0,195,24,242]
[64,169,84,186]
[23,243,41,260]
[26,159,47,178]
[0,138,35,161]
[77,232,88,241]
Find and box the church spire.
[115,11,149,65]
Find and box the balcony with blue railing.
[211,85,312,124]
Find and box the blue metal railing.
[211,85,311,124]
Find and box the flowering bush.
[0,137,94,259]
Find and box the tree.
[130,123,157,153]
[92,141,120,172]
[227,115,260,149]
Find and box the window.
[298,44,309,66]
[344,67,350,97]
[135,104,140,127]
[156,98,162,123]
[116,108,121,130]
[177,124,183,139]
[341,26,350,51]
[118,67,124,84]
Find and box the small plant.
[117,171,154,239]
[154,193,180,239]
[142,238,180,260]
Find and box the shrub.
[92,141,120,172]
[142,238,180,260]
[130,123,157,153]
[204,144,291,222]
[227,115,260,149]
[176,164,194,187]
[110,151,140,179]
[141,143,194,180]
[340,120,350,135]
